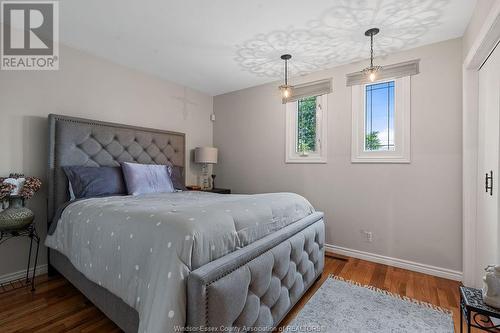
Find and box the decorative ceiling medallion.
[235,0,448,78]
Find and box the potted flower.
[0,174,42,232]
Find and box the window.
[365,81,394,151]
[352,76,410,163]
[286,94,327,163]
[297,96,317,152]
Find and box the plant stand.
[0,223,40,293]
[460,285,500,332]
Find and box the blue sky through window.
[365,81,395,151]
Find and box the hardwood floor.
[279,254,464,332]
[0,254,466,332]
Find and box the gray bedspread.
[45,191,314,333]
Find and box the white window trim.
[285,95,328,163]
[351,76,411,163]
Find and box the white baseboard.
[0,264,47,284]
[325,244,463,281]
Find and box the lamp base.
[211,174,216,190]
[201,163,209,190]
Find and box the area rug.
[286,275,454,333]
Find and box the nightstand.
[202,188,231,194]
[186,186,231,194]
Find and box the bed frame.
[47,114,325,332]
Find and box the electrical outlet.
[360,230,373,243]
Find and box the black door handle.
[485,171,493,196]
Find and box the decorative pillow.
[167,165,187,191]
[121,162,175,195]
[68,180,76,201]
[63,166,126,200]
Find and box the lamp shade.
[194,147,218,164]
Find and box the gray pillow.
[63,166,126,200]
[121,162,175,195]
[167,165,186,191]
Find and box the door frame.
[463,3,500,287]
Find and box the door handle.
[485,171,493,196]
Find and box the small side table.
[0,223,40,292]
[202,188,231,194]
[460,285,500,332]
[187,186,231,194]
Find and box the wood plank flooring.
[0,254,467,332]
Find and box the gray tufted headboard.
[47,114,186,229]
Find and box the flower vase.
[0,196,34,232]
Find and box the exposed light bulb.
[283,87,290,98]
[369,71,376,82]
[280,85,292,99]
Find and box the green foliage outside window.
[365,131,381,150]
[297,96,317,153]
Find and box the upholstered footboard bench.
[188,212,325,332]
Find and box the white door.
[476,43,500,287]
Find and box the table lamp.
[194,147,218,189]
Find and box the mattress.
[45,191,315,333]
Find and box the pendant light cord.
[284,59,288,85]
[370,33,374,68]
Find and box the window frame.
[351,76,411,163]
[285,94,328,164]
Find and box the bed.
[46,114,325,333]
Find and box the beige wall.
[214,38,463,272]
[0,44,213,277]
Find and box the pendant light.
[279,54,292,99]
[362,28,382,82]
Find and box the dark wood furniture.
[186,186,231,194]
[460,285,500,332]
[202,188,231,194]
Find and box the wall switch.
[210,114,216,121]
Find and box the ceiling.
[59,0,476,96]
